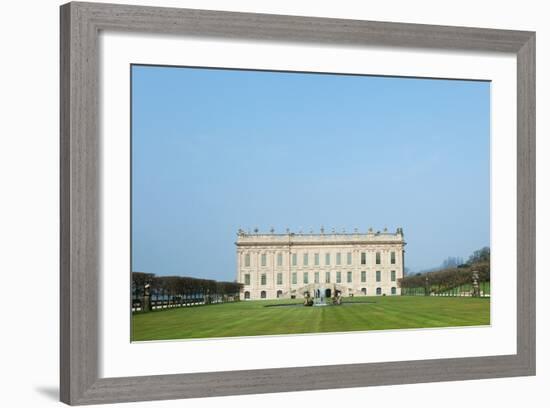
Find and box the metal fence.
[401,281,490,297]
[132,292,240,312]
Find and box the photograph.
[1,0,541,406]
[130,64,491,342]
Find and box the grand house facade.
[236,228,405,300]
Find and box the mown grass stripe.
[132,296,490,341]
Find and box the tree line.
[399,247,490,296]
[132,272,243,310]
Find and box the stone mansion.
[236,228,405,300]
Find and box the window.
[325,253,331,265]
[277,290,283,298]
[314,272,320,283]
[292,253,297,266]
[361,271,366,283]
[391,251,396,264]
[244,291,250,299]
[361,252,366,265]
[347,271,352,283]
[277,253,283,266]
[261,274,267,285]
[314,253,320,265]
[260,290,267,299]
[303,253,309,266]
[347,252,352,265]
[361,288,367,295]
[391,287,397,295]
[303,272,309,284]
[376,287,382,295]
[325,271,331,283]
[376,252,381,264]
[244,253,250,267]
[277,272,283,285]
[336,253,341,265]
[261,253,267,267]
[376,270,381,282]
[244,274,250,285]
[292,272,297,285]
[391,270,396,281]
[336,271,341,283]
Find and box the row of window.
[244,251,398,267]
[244,287,397,299]
[243,270,397,286]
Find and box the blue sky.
[131,65,490,281]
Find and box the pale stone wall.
[236,228,405,300]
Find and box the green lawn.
[131,296,490,341]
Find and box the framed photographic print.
[60,1,535,405]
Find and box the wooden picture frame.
[60,1,535,405]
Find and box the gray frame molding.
[60,1,535,405]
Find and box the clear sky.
[131,65,490,281]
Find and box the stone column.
[472,270,480,297]
[143,283,151,312]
